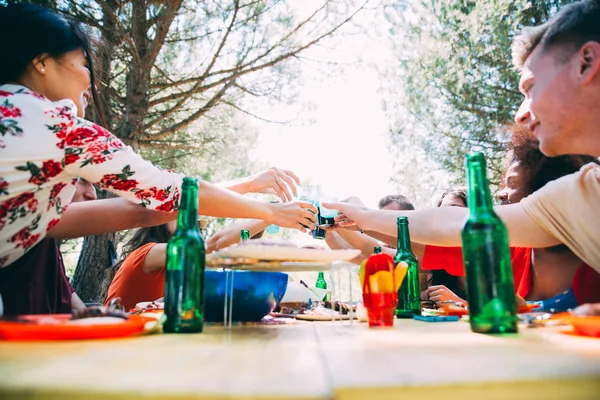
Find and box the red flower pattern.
[64,153,81,166]
[0,105,22,118]
[46,218,61,232]
[11,226,41,251]
[0,178,8,196]
[0,90,13,97]
[41,160,63,178]
[156,199,176,212]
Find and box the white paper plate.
[208,261,342,272]
[271,312,356,321]
[208,245,360,263]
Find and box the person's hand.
[268,201,317,231]
[571,303,600,316]
[248,167,300,202]
[426,285,465,305]
[322,201,370,230]
[515,294,527,308]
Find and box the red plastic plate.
[0,314,153,341]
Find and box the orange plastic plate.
[0,314,153,341]
[568,316,600,338]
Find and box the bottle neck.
[317,272,325,279]
[397,221,412,252]
[467,160,494,216]
[176,182,198,230]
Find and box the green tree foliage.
[386,0,575,185]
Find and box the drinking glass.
[298,185,326,240]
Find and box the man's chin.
[538,137,562,157]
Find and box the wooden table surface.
[1,319,599,400]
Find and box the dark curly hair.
[505,124,599,196]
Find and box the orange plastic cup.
[367,307,395,327]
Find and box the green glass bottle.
[394,217,421,318]
[462,152,517,334]
[315,271,327,301]
[240,229,250,242]
[163,177,206,333]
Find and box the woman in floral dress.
[0,4,315,276]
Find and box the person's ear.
[32,54,50,75]
[578,41,600,86]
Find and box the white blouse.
[0,84,183,268]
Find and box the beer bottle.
[315,271,327,301]
[394,217,421,318]
[240,229,250,242]
[462,152,517,334]
[163,177,206,333]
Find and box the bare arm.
[141,243,167,273]
[205,219,270,254]
[47,198,175,239]
[324,231,365,265]
[335,229,386,259]
[364,231,396,247]
[327,202,560,248]
[363,231,425,259]
[71,292,86,312]
[216,167,300,203]
[198,181,316,231]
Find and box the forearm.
[325,231,352,251]
[336,229,382,259]
[360,208,466,247]
[198,181,273,221]
[496,204,560,247]
[47,198,175,239]
[206,219,270,253]
[71,292,86,312]
[216,177,252,195]
[364,231,396,247]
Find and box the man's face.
[514,45,575,156]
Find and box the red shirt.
[422,245,600,305]
[105,243,165,311]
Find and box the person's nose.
[497,190,508,203]
[515,98,532,126]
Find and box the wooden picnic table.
[0,318,599,400]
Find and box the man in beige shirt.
[325,1,600,311]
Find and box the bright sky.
[248,5,397,210]
[252,67,395,208]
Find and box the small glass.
[318,196,339,229]
[298,185,326,240]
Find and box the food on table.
[237,238,298,247]
[276,300,356,316]
[71,305,129,321]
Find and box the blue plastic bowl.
[204,270,288,323]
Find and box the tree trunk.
[71,0,120,303]
[71,191,118,303]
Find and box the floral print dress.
[0,84,183,268]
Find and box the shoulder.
[0,84,77,116]
[524,161,600,204]
[124,242,160,264]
